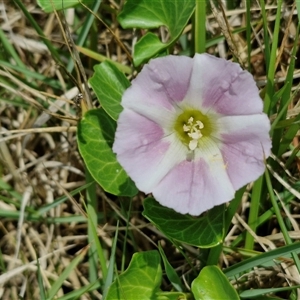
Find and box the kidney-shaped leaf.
[89,61,130,121]
[77,108,137,197]
[106,250,162,300]
[118,0,195,66]
[192,266,239,300]
[143,198,224,248]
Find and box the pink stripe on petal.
[221,122,272,189]
[184,54,263,115]
[217,113,271,189]
[153,155,235,216]
[122,55,193,112]
[220,132,271,190]
[218,114,271,158]
[113,109,187,193]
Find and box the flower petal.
[113,109,188,193]
[221,144,264,191]
[153,139,235,216]
[211,114,271,190]
[121,55,193,120]
[214,114,270,138]
[183,53,263,115]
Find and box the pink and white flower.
[113,54,271,216]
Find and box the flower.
[113,54,271,216]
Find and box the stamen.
[183,118,204,150]
[183,124,190,132]
[196,120,204,129]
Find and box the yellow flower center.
[174,109,213,150]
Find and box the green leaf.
[133,33,167,66]
[143,198,224,248]
[191,266,239,300]
[37,0,91,13]
[77,109,138,197]
[158,243,183,292]
[89,61,130,121]
[106,250,162,300]
[155,292,188,300]
[118,0,195,66]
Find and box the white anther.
[183,118,205,151]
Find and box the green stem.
[272,21,299,155]
[245,0,251,72]
[194,0,206,54]
[244,176,263,250]
[66,0,102,73]
[85,169,108,287]
[121,198,133,272]
[262,0,282,114]
[206,188,245,265]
